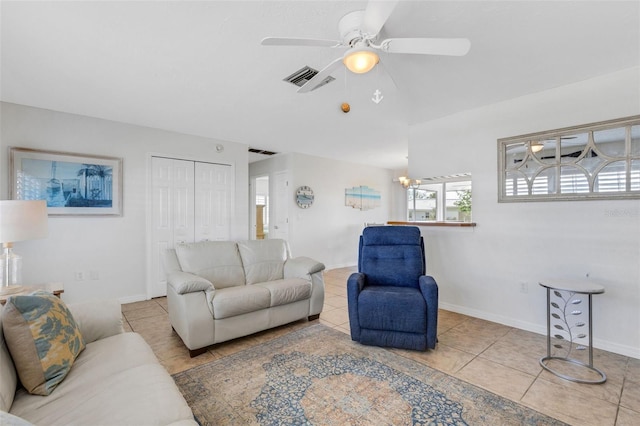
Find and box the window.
[406,174,472,222]
[498,116,640,202]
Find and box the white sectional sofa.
[162,239,325,357]
[0,299,196,426]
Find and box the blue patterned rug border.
[173,323,567,426]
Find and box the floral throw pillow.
[2,290,85,395]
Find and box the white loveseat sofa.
[162,239,325,357]
[0,299,196,426]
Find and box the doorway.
[250,171,289,241]
[254,175,269,239]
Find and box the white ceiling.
[2,1,639,169]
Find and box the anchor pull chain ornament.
[372,89,383,104]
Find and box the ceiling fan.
[261,0,470,93]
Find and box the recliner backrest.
[359,226,425,288]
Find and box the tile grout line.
[613,359,629,426]
[123,267,634,424]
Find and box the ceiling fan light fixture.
[343,46,379,74]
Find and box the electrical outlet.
[89,270,99,280]
[519,282,528,294]
[75,271,85,281]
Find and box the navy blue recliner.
[347,226,438,351]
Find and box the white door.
[172,160,196,245]
[150,157,195,298]
[271,170,289,241]
[149,157,234,298]
[195,162,232,242]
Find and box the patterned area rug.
[173,324,566,425]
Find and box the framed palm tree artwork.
[10,147,123,216]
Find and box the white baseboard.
[118,294,148,305]
[325,262,357,271]
[439,301,640,360]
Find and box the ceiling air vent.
[249,148,278,156]
[283,66,335,89]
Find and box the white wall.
[1,102,249,304]
[409,67,640,358]
[250,153,397,269]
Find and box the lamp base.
[0,285,24,296]
[1,244,23,294]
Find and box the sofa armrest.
[68,299,124,344]
[284,256,325,280]
[0,411,35,426]
[167,271,214,295]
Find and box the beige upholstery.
[211,286,271,319]
[0,306,18,413]
[1,300,197,426]
[237,239,288,284]
[164,239,325,353]
[255,279,311,307]
[67,299,124,344]
[175,241,245,289]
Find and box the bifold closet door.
[150,157,195,298]
[194,162,232,242]
[150,157,232,298]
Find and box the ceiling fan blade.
[362,0,399,36]
[297,57,343,93]
[381,38,471,56]
[261,37,341,47]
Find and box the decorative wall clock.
[295,186,314,209]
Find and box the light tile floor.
[122,267,639,426]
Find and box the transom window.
[498,116,640,202]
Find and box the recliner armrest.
[347,272,366,293]
[284,256,325,280]
[167,271,214,295]
[418,275,438,301]
[419,275,439,349]
[347,272,367,341]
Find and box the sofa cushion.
[211,286,271,319]
[358,286,427,334]
[67,299,124,344]
[175,241,245,288]
[237,239,288,285]
[0,411,34,426]
[0,304,18,412]
[254,278,312,307]
[2,291,85,396]
[8,332,194,426]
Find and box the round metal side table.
[539,281,606,384]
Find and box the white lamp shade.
[0,200,48,244]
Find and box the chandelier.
[398,176,422,189]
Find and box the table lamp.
[0,200,48,295]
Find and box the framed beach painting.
[10,147,123,216]
[345,185,381,211]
